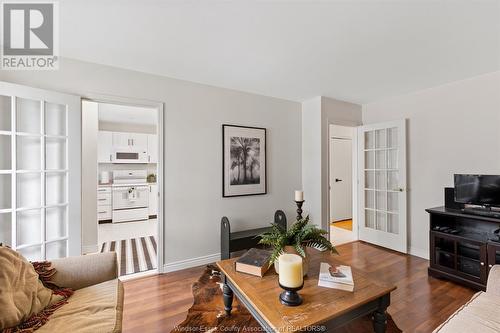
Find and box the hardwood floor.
[122,241,475,333]
[331,219,353,231]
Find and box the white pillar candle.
[278,254,303,288]
[294,190,304,202]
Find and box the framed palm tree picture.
[223,124,267,197]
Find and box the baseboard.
[164,253,221,273]
[409,246,429,260]
[82,244,99,254]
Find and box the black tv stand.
[462,207,500,219]
[426,206,500,290]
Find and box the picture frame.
[222,124,267,197]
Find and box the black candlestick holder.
[279,283,304,306]
[295,200,305,220]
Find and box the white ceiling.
[60,0,500,104]
[98,103,157,125]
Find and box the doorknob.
[335,178,342,182]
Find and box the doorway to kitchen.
[329,124,358,245]
[82,99,162,278]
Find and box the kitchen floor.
[98,218,157,245]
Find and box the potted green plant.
[258,216,338,275]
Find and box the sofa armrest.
[487,265,500,296]
[49,252,118,290]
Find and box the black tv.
[454,174,500,207]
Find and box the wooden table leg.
[373,294,390,333]
[223,282,234,316]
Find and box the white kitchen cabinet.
[147,134,158,163]
[111,132,148,150]
[97,131,113,163]
[112,132,131,149]
[131,133,148,150]
[149,184,158,217]
[97,186,112,221]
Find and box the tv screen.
[454,174,500,207]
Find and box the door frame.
[330,137,353,222]
[327,123,359,242]
[82,93,165,273]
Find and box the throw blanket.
[0,246,73,333]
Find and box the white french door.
[358,120,407,253]
[0,81,81,261]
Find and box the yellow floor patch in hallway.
[331,219,352,231]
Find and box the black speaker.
[445,187,463,209]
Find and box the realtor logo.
[1,2,59,70]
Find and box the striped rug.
[100,236,157,276]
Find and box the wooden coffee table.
[217,249,396,333]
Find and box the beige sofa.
[37,252,124,333]
[434,265,500,332]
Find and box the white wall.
[362,71,500,258]
[0,57,302,270]
[301,96,362,230]
[301,97,322,227]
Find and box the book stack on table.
[318,262,354,292]
[235,248,272,277]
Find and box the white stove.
[112,170,149,223]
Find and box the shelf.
[427,206,500,224]
[431,230,488,243]
[457,254,480,263]
[435,247,454,256]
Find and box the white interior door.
[0,81,81,261]
[358,119,407,253]
[330,138,353,222]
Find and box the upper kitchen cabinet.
[97,131,113,163]
[112,132,148,150]
[148,134,158,163]
[131,133,148,150]
[112,132,130,149]
[98,131,155,164]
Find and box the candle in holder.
[294,190,304,202]
[279,254,303,287]
[278,254,304,306]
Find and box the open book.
[318,262,354,292]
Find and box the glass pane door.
[364,127,399,233]
[359,120,407,253]
[0,82,81,261]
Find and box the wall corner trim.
[164,253,221,273]
[409,246,429,260]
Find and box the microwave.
[111,149,148,163]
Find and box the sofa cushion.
[37,278,124,333]
[434,291,500,333]
[0,246,65,330]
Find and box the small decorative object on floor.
[259,215,338,275]
[278,253,304,306]
[235,248,272,277]
[318,262,354,292]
